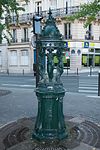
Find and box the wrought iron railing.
[85,35,94,40]
[10,38,18,43]
[39,6,80,18]
[9,6,80,24]
[21,38,29,42]
[65,34,72,40]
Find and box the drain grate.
[33,145,67,150]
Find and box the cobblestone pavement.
[0,117,100,150]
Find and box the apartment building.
[0,0,100,73]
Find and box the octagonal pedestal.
[32,83,68,141]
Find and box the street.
[0,73,100,127]
[0,72,98,95]
[0,76,35,90]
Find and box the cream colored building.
[0,0,100,73]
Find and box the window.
[82,54,87,66]
[64,23,72,39]
[95,49,100,53]
[24,28,28,41]
[12,29,17,42]
[10,50,17,65]
[89,49,94,53]
[50,0,57,9]
[71,49,75,54]
[21,50,28,56]
[85,24,93,40]
[88,24,92,35]
[95,55,100,66]
[35,1,42,14]
[77,50,81,55]
[22,28,29,42]
[21,50,29,65]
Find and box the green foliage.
[65,0,100,28]
[0,0,29,43]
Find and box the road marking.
[79,82,97,85]
[87,95,100,98]
[2,84,35,88]
[88,75,98,77]
[78,90,98,93]
[79,87,98,90]
[28,78,35,81]
[79,85,98,88]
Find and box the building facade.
[0,0,100,73]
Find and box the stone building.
[0,0,100,73]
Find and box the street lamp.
[33,15,43,87]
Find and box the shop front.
[82,48,100,67]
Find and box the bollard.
[90,65,92,76]
[77,68,78,75]
[23,69,24,75]
[98,72,100,96]
[7,69,9,75]
[67,67,68,75]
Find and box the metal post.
[77,68,78,75]
[36,34,39,87]
[90,65,92,76]
[67,67,68,75]
[66,1,68,14]
[23,69,24,75]
[67,62,68,75]
[33,15,42,87]
[7,69,9,75]
[98,72,100,96]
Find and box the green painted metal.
[32,8,68,141]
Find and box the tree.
[66,0,100,28]
[0,0,28,43]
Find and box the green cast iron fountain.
[32,9,68,141]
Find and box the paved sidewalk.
[0,67,100,77]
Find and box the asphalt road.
[0,76,35,90]
[0,73,100,127]
[0,73,98,95]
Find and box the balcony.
[65,35,72,40]
[21,38,29,42]
[85,35,94,40]
[11,38,18,43]
[9,13,33,25]
[9,6,80,25]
